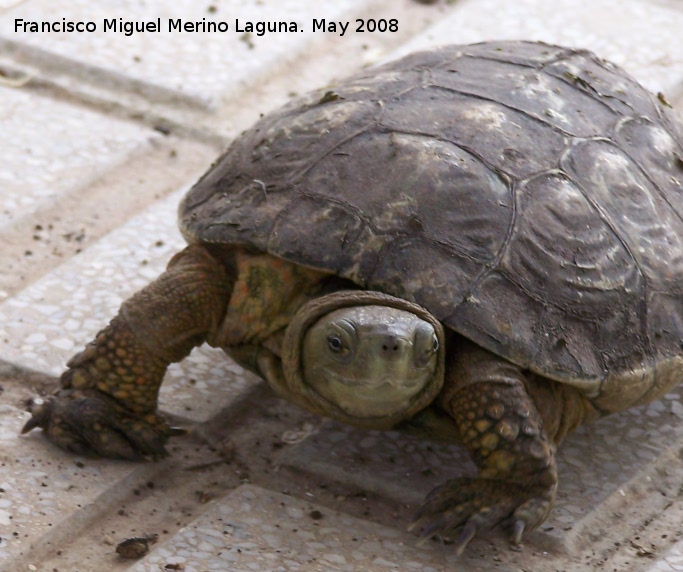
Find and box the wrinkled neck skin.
[524,373,601,445]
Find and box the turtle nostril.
[381,336,403,354]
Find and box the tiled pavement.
[1,0,683,570]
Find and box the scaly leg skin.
[410,339,561,555]
[22,244,234,460]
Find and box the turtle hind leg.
[410,340,560,554]
[22,244,235,459]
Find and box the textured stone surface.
[1,0,682,570]
[279,387,683,552]
[649,541,683,572]
[130,484,471,572]
[0,404,155,565]
[0,188,258,422]
[395,0,683,94]
[0,86,156,230]
[0,0,372,109]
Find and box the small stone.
[116,534,158,559]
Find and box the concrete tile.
[0,187,183,375]
[0,188,256,423]
[278,386,683,553]
[0,0,23,9]
[0,403,156,568]
[393,0,683,94]
[648,540,683,572]
[129,484,506,572]
[2,0,683,569]
[162,345,259,423]
[0,0,372,110]
[0,85,157,229]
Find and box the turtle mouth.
[332,367,425,391]
[310,367,428,419]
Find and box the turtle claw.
[410,477,554,555]
[167,426,189,437]
[452,520,479,556]
[510,518,526,545]
[22,388,177,461]
[20,410,44,435]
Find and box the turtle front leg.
[411,339,576,554]
[22,244,234,459]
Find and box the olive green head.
[280,291,446,428]
[302,305,440,418]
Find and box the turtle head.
[281,291,445,428]
[302,305,440,418]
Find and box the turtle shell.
[180,40,683,396]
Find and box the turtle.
[22,40,683,554]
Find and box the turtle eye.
[413,323,439,367]
[327,334,344,353]
[324,321,356,360]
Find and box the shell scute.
[561,138,683,287]
[379,88,568,179]
[428,54,622,139]
[180,41,683,391]
[501,171,642,319]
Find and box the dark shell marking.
[180,41,683,400]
